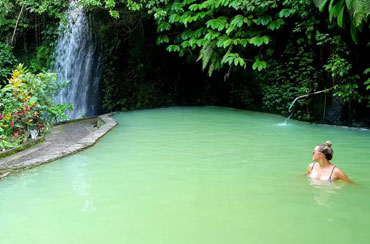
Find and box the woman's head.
[313,141,333,160]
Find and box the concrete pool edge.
[0,113,118,179]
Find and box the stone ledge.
[0,137,44,159]
[0,113,118,179]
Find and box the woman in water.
[306,141,352,183]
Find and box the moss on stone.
[0,137,44,160]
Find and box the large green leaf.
[29,96,38,105]
[204,30,220,40]
[230,15,245,27]
[157,22,171,32]
[279,9,292,18]
[206,17,229,31]
[350,22,359,44]
[166,45,180,52]
[337,5,345,27]
[156,35,170,45]
[249,36,269,46]
[329,0,335,21]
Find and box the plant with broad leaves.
[364,67,370,107]
[313,0,370,44]
[0,64,72,149]
[0,42,17,84]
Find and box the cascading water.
[282,88,332,125]
[53,0,102,119]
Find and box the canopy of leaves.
[0,0,369,126]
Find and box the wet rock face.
[325,97,345,125]
[323,96,370,128]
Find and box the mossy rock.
[0,137,44,160]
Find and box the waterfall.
[53,0,102,119]
[278,113,292,126]
[282,88,332,125]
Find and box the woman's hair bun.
[326,141,332,147]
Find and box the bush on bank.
[0,65,72,150]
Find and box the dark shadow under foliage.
[93,6,370,127]
[94,9,230,112]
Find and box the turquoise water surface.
[1,107,370,244]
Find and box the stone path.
[0,113,117,179]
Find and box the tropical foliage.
[0,0,369,128]
[0,65,71,149]
[0,0,67,76]
[90,0,369,122]
[314,0,369,44]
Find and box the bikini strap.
[311,163,316,172]
[329,166,337,181]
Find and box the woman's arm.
[305,163,314,176]
[334,167,353,183]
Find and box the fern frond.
[197,42,214,72]
[314,0,329,12]
[208,62,215,77]
[203,45,214,71]
[346,0,370,26]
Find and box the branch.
[296,87,333,99]
[288,87,333,112]
[10,5,25,46]
[224,63,233,82]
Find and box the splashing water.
[278,113,293,126]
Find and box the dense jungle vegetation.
[0,0,369,148]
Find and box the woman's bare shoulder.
[333,165,347,175]
[333,165,353,183]
[305,162,314,175]
[307,162,315,170]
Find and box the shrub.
[0,64,72,149]
[0,42,17,84]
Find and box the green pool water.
[1,107,370,244]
